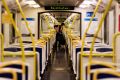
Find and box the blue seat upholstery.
[86,64,113,80]
[0,70,22,80]
[4,47,21,52]
[0,73,13,79]
[87,42,100,44]
[97,73,120,79]
[22,41,32,43]
[96,48,113,52]
[90,72,120,80]
[76,47,90,54]
[3,64,28,80]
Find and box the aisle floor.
[50,48,71,80]
[42,47,75,80]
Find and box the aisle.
[50,48,71,80]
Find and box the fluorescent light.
[79,4,90,8]
[32,5,40,8]
[25,0,40,8]
[82,1,93,5]
[79,0,97,8]
[25,0,37,5]
[29,4,40,8]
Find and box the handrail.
[44,15,51,30]
[15,0,37,80]
[113,32,120,63]
[67,15,78,43]
[44,15,56,37]
[1,0,25,73]
[88,0,113,74]
[80,0,102,80]
[0,34,4,62]
[69,15,78,29]
[42,15,53,37]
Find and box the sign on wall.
[84,12,98,21]
[86,12,94,17]
[45,6,74,10]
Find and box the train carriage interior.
[0,0,120,80]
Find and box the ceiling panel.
[35,0,83,7]
[1,0,26,10]
[50,12,71,18]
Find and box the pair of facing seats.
[0,61,28,80]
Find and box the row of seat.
[0,0,57,80]
[60,0,120,80]
[1,31,55,80]
[63,27,120,80]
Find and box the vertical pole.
[118,15,120,32]
[0,2,2,61]
[0,2,1,34]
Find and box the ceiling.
[35,0,83,22]
[50,12,72,18]
[41,12,81,23]
[41,12,73,23]
[35,0,83,7]
[1,0,27,11]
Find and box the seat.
[96,48,113,52]
[85,62,115,80]
[92,69,120,80]
[0,68,17,80]
[4,47,21,52]
[0,61,29,80]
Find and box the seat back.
[0,68,17,80]
[93,70,120,80]
[85,63,115,80]
[0,61,29,80]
